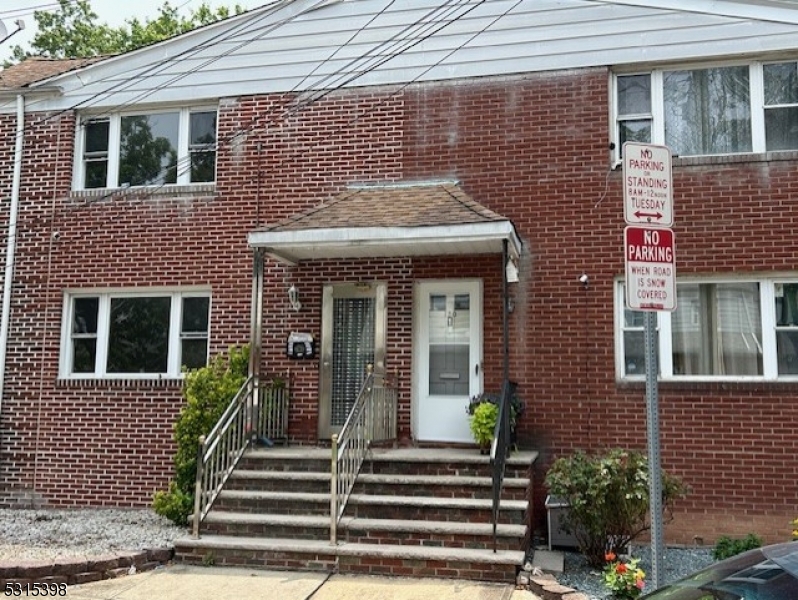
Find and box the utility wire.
[3,0,519,239]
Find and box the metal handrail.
[490,377,512,553]
[330,365,397,544]
[192,375,255,538]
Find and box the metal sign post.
[644,310,664,589]
[622,142,675,591]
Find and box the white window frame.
[59,289,211,380]
[72,106,218,190]
[611,59,797,160]
[615,277,797,382]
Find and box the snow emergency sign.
[625,226,676,312]
[623,142,673,227]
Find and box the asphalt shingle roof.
[0,57,106,90]
[260,182,508,232]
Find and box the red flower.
[616,563,628,574]
[605,552,617,562]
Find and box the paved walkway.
[64,564,541,600]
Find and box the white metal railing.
[192,376,289,538]
[330,366,396,544]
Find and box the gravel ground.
[0,507,715,599]
[553,545,716,599]
[0,508,186,561]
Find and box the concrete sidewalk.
[64,564,542,600]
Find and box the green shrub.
[545,448,688,567]
[152,345,249,525]
[469,401,498,448]
[713,534,762,560]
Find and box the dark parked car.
[640,541,798,600]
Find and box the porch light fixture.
[505,257,519,283]
[288,285,301,312]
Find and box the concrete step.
[174,534,524,582]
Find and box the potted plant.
[466,383,524,451]
[469,401,498,453]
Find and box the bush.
[712,534,762,560]
[545,448,688,567]
[152,345,249,525]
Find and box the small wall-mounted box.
[545,494,579,550]
[286,332,315,359]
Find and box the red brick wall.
[1,69,796,545]
[402,70,798,544]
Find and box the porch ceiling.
[247,181,522,265]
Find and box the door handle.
[475,363,480,375]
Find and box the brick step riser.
[202,521,329,541]
[212,497,330,515]
[225,478,527,501]
[353,482,528,501]
[174,546,516,583]
[365,463,530,480]
[236,458,330,472]
[226,478,330,494]
[344,530,524,552]
[199,521,521,552]
[174,545,337,572]
[345,504,526,525]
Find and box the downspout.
[0,93,25,432]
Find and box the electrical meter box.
[286,332,315,359]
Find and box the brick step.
[226,470,330,493]
[211,489,526,524]
[354,473,529,501]
[225,470,529,501]
[345,494,528,525]
[236,448,330,473]
[174,534,523,582]
[200,511,525,551]
[366,449,536,480]
[212,490,330,515]
[342,517,526,552]
[236,448,536,481]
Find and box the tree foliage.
[8,0,243,63]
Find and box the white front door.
[415,280,482,442]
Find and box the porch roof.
[247,181,522,265]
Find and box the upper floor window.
[615,60,798,158]
[616,278,798,380]
[75,107,217,190]
[62,290,210,379]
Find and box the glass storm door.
[416,280,482,442]
[319,283,386,439]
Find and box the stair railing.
[330,365,397,545]
[192,375,256,538]
[490,377,512,553]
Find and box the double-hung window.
[616,279,798,380]
[62,290,210,379]
[614,59,798,158]
[76,107,217,190]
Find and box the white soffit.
[248,222,522,266]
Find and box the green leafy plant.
[469,401,498,449]
[545,448,688,567]
[466,388,524,427]
[152,345,249,525]
[603,552,646,599]
[712,534,762,560]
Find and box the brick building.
[1,0,797,548]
